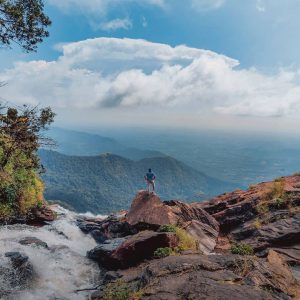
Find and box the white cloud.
[191,0,225,11]
[1,37,300,119]
[142,16,148,28]
[256,0,266,12]
[96,18,132,31]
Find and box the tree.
[0,0,51,52]
[0,105,55,215]
[0,105,56,171]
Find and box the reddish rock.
[266,250,300,298]
[27,205,56,225]
[101,253,300,300]
[87,230,178,269]
[164,200,219,231]
[183,220,218,254]
[126,191,176,228]
[126,191,219,233]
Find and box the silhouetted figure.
[144,168,156,193]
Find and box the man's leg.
[147,181,150,193]
[151,181,155,193]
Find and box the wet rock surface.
[0,252,35,298]
[19,237,49,249]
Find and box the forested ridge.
[40,149,233,213]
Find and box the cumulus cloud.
[1,37,300,118]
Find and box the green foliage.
[0,105,54,217]
[274,197,285,209]
[40,149,230,213]
[257,179,287,215]
[154,247,174,258]
[158,224,177,233]
[231,243,254,256]
[102,281,143,300]
[0,0,51,51]
[175,227,198,252]
[256,202,269,214]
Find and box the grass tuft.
[231,243,254,256]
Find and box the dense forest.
[39,149,234,213]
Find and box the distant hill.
[47,127,165,160]
[39,150,234,213]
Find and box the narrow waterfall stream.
[0,206,104,300]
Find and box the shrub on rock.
[231,243,254,256]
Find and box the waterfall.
[0,206,105,300]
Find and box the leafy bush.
[158,224,177,233]
[231,243,254,256]
[154,247,173,258]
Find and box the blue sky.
[1,0,300,132]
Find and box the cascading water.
[0,206,105,300]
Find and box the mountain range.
[39,149,234,213]
[47,127,165,160]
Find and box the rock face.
[183,220,218,254]
[126,192,176,228]
[86,176,300,299]
[27,205,56,225]
[99,252,300,300]
[77,214,137,243]
[87,230,178,269]
[0,204,56,226]
[200,176,300,266]
[126,191,220,253]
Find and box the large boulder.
[87,230,178,270]
[77,215,137,243]
[126,192,176,228]
[126,191,219,232]
[27,205,56,225]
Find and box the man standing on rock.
[144,168,156,194]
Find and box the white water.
[0,206,104,300]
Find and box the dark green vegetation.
[0,105,55,219]
[153,247,173,258]
[39,149,234,213]
[0,0,51,51]
[158,224,177,233]
[231,243,254,256]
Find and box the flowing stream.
[0,206,104,300]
